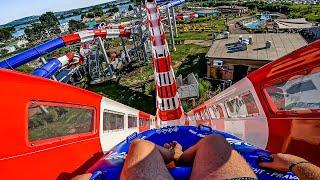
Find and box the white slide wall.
[99,97,140,152]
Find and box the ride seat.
[169,166,192,179]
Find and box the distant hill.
[0,0,126,28]
[53,1,114,18]
[0,16,39,28]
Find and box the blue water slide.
[31,58,63,78]
[0,38,65,69]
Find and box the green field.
[176,32,213,41]
[175,18,227,41]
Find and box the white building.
[59,23,70,33]
[1,45,17,54]
[16,39,29,48]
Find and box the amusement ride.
[0,0,319,179]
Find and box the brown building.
[206,33,307,82]
[216,6,249,16]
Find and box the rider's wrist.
[168,147,176,161]
[289,161,310,171]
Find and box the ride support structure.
[0,29,132,70]
[32,52,76,78]
[166,6,176,51]
[176,12,199,21]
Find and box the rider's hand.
[164,141,183,161]
[259,153,307,172]
[171,141,183,161]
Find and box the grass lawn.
[88,82,156,114]
[173,45,209,77]
[176,32,213,41]
[120,63,154,87]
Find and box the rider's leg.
[120,139,173,180]
[189,134,257,180]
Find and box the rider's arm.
[156,144,175,163]
[259,153,320,180]
[291,162,320,180]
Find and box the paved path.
[184,40,213,47]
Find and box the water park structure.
[0,0,320,179]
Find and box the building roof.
[196,9,220,14]
[274,18,313,29]
[206,33,307,61]
[216,6,248,10]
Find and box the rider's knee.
[130,139,154,149]
[200,134,228,146]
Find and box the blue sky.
[0,0,114,25]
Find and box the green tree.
[16,65,35,73]
[24,27,33,38]
[33,12,61,38]
[24,23,45,41]
[208,2,215,7]
[0,28,12,41]
[4,27,15,32]
[198,79,211,102]
[92,6,104,17]
[39,12,59,28]
[128,5,133,11]
[73,11,81,16]
[133,0,144,4]
[68,20,86,33]
[0,48,9,56]
[112,6,119,13]
[86,13,95,18]
[251,7,258,15]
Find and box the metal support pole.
[141,35,148,62]
[143,40,149,61]
[40,57,47,64]
[167,7,176,51]
[39,56,55,114]
[97,37,114,77]
[95,49,101,79]
[133,35,141,61]
[138,5,148,61]
[121,37,131,63]
[97,37,110,64]
[171,7,178,37]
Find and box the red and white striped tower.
[146,0,184,125]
